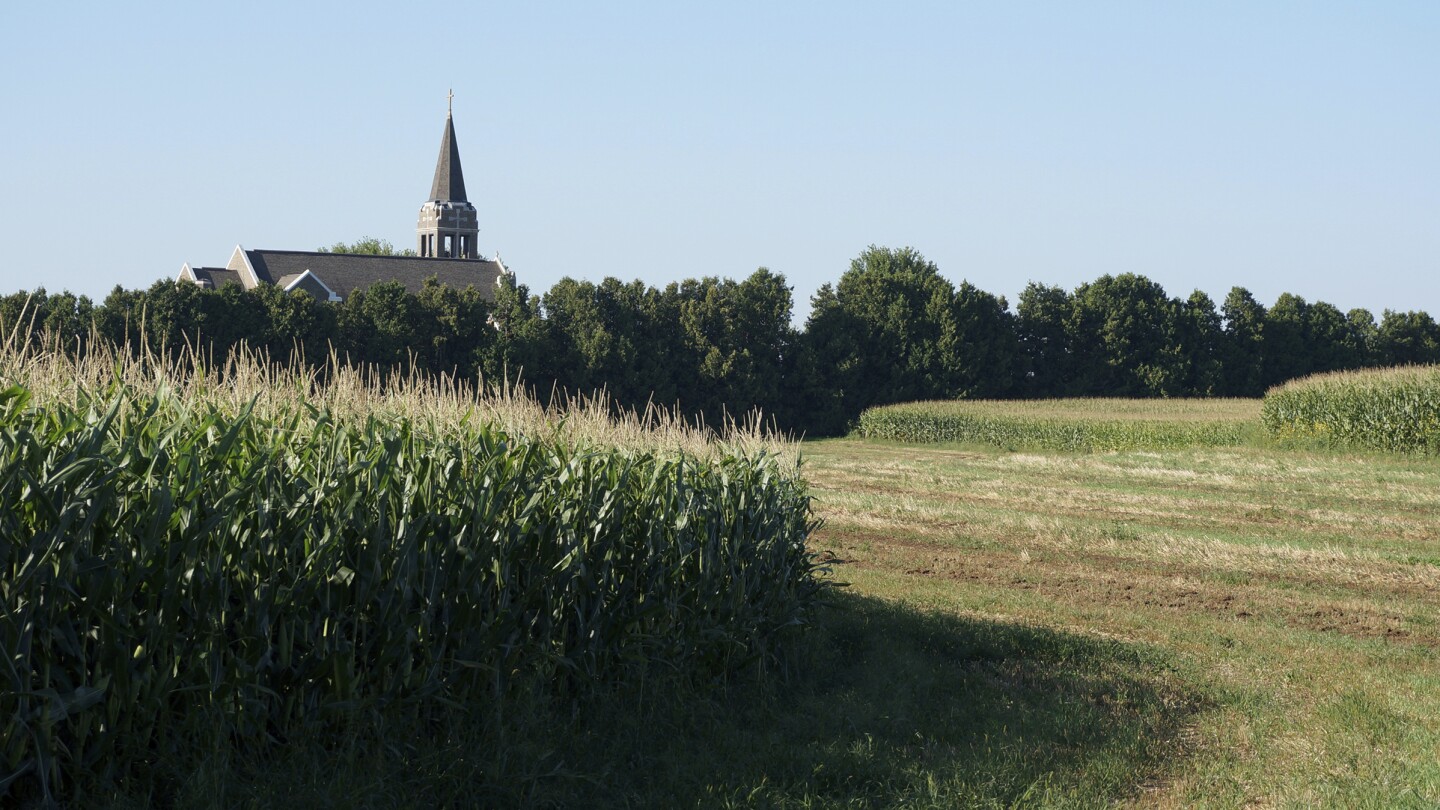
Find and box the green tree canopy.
[6,244,1438,439]
[1065,274,1184,397]
[1016,282,1072,397]
[1376,310,1440,366]
[801,246,1018,432]
[1219,287,1266,396]
[1178,290,1223,397]
[317,237,417,257]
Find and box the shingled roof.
[428,112,468,202]
[228,247,506,300]
[179,265,242,289]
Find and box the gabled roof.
[276,269,338,301]
[243,249,504,300]
[178,264,243,289]
[226,245,262,288]
[428,113,468,202]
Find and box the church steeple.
[417,90,480,258]
[429,93,468,202]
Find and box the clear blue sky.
[2,2,1437,322]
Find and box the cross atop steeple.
[447,88,454,117]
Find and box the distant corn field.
[1262,365,1440,454]
[855,398,1261,451]
[0,332,824,802]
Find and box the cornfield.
[1262,365,1440,454]
[855,398,1261,451]
[1,335,824,802]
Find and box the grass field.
[800,437,1440,807]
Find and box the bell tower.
[417,90,480,259]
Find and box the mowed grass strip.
[803,439,1440,807]
[857,398,1262,451]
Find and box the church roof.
[428,113,468,203]
[188,267,242,289]
[237,248,503,300]
[176,99,505,302]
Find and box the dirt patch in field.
[1290,605,1415,642]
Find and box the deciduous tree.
[1219,287,1266,396]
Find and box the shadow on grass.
[154,592,1207,809]
[562,592,1205,809]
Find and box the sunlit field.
[803,437,1440,807]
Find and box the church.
[178,98,509,302]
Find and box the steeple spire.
[417,92,480,259]
[429,91,467,202]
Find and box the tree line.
[4,245,1438,436]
